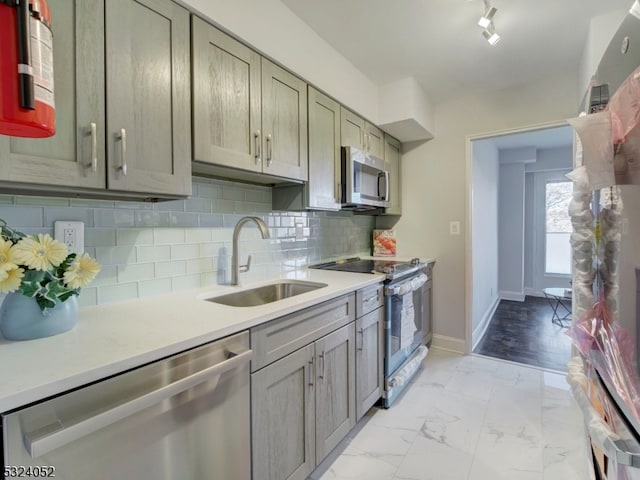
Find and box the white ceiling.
[280,0,631,99]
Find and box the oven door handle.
[23,349,252,459]
[385,273,428,296]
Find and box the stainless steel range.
[310,257,431,407]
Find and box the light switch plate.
[449,221,461,235]
[54,221,85,254]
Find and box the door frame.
[464,120,570,354]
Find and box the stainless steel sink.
[205,280,328,307]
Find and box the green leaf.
[55,253,77,277]
[36,295,56,312]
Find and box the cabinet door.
[192,17,262,173]
[307,87,341,210]
[382,134,402,215]
[356,308,384,420]
[105,0,191,196]
[365,122,384,159]
[315,323,356,460]
[252,344,315,480]
[261,59,308,181]
[0,0,105,190]
[340,107,365,150]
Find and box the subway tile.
[116,228,154,246]
[0,196,14,204]
[0,206,43,227]
[185,197,212,213]
[98,282,139,304]
[198,213,224,228]
[211,199,234,213]
[135,210,170,228]
[196,182,223,199]
[95,245,137,265]
[155,260,187,278]
[170,244,200,260]
[153,199,186,212]
[114,201,153,210]
[222,186,244,201]
[78,288,97,307]
[136,245,171,263]
[45,207,95,227]
[17,196,69,206]
[85,229,116,247]
[169,212,199,228]
[211,228,232,243]
[245,188,272,203]
[138,278,172,298]
[94,208,135,228]
[70,198,115,208]
[91,265,118,287]
[185,228,212,243]
[186,258,214,274]
[153,228,185,245]
[171,274,202,292]
[117,263,155,283]
[199,242,225,258]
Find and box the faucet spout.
[231,216,270,286]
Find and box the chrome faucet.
[231,216,270,285]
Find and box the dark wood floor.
[473,296,573,372]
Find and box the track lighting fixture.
[478,1,500,46]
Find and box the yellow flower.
[0,263,24,293]
[63,253,101,289]
[0,238,15,267]
[13,234,68,271]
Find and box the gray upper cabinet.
[192,19,307,183]
[0,0,105,190]
[0,0,191,198]
[382,133,402,215]
[340,107,384,159]
[261,59,308,181]
[192,16,261,173]
[106,0,191,196]
[307,87,341,210]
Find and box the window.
[545,181,572,274]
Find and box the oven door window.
[387,283,424,374]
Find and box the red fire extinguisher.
[0,0,55,138]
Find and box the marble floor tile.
[308,349,588,480]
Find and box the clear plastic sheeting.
[568,65,640,188]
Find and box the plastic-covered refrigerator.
[567,4,640,478]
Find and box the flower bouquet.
[0,219,101,310]
[0,219,100,340]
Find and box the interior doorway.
[467,123,574,372]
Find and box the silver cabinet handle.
[88,122,97,172]
[254,130,261,164]
[308,357,314,386]
[118,128,127,176]
[357,328,364,351]
[23,349,252,458]
[266,134,272,167]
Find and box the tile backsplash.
[0,178,374,307]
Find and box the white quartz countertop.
[0,269,385,412]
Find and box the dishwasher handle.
[24,349,252,459]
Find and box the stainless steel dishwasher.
[1,331,251,480]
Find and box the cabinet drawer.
[356,283,384,317]
[251,293,355,371]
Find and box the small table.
[542,288,572,327]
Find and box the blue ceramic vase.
[0,293,78,341]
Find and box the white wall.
[471,141,499,334]
[498,163,526,300]
[578,8,628,104]
[395,70,578,350]
[179,0,379,122]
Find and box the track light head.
[482,27,501,46]
[478,6,497,28]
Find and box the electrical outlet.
[54,221,84,254]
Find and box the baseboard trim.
[499,290,525,302]
[524,288,545,298]
[431,334,466,354]
[472,296,500,351]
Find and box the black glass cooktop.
[309,257,425,280]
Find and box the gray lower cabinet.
[0,0,191,198]
[355,307,384,420]
[355,283,385,420]
[251,294,356,480]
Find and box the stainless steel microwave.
[341,146,390,210]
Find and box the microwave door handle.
[378,171,390,201]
